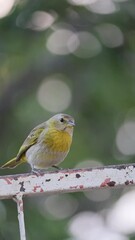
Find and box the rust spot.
[58,176,64,181]
[100,178,111,187]
[79,185,84,189]
[125,180,129,185]
[33,186,43,193]
[40,188,44,193]
[46,179,51,182]
[19,181,25,192]
[125,180,134,185]
[107,181,116,187]
[60,176,64,180]
[76,174,81,178]
[14,177,18,181]
[4,178,12,185]
[18,200,23,212]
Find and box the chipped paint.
[107,181,116,187]
[76,173,81,178]
[1,163,135,240]
[100,178,111,187]
[4,178,12,185]
[125,180,134,185]
[33,186,44,193]
[14,194,26,240]
[45,179,51,182]
[0,163,135,200]
[19,182,25,192]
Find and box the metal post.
[1,164,135,199]
[0,163,135,240]
[13,194,26,240]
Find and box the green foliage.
[0,0,135,239]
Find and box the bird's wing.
[16,122,46,161]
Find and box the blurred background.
[1,0,135,239]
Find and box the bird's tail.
[1,157,25,169]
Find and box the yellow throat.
[44,128,72,152]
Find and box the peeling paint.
[100,178,111,187]
[18,199,23,212]
[125,180,129,185]
[76,174,81,178]
[125,180,134,185]
[1,163,135,240]
[58,176,64,181]
[33,186,44,193]
[107,181,116,187]
[0,163,135,199]
[45,179,51,182]
[19,182,25,192]
[4,178,12,185]
[15,194,26,240]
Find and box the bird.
[1,113,75,172]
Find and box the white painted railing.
[0,163,135,240]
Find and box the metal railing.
[0,163,135,240]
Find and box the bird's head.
[48,113,75,134]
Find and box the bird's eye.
[60,118,64,123]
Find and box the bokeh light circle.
[69,31,102,58]
[107,190,135,234]
[42,194,78,219]
[27,11,56,31]
[116,121,135,155]
[96,23,124,48]
[37,77,72,113]
[87,0,119,14]
[0,0,15,19]
[46,29,77,55]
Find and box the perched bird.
[1,113,75,172]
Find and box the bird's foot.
[31,168,43,176]
[52,165,63,170]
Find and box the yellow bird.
[1,113,75,172]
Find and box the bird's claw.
[31,168,43,176]
[52,165,63,170]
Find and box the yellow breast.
[44,129,72,152]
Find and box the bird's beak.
[67,120,75,127]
